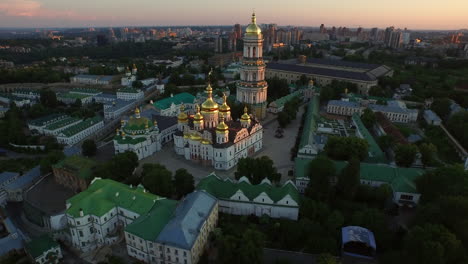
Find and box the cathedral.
[236,12,268,119]
[173,84,263,170]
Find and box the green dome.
[124,117,153,132]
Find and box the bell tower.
[236,12,268,119]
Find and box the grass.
[424,125,462,164]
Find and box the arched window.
[253,47,256,57]
[253,73,257,81]
[247,47,250,57]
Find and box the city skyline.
[0,0,467,30]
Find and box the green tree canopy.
[418,143,437,168]
[82,139,97,157]
[447,111,468,150]
[141,163,173,197]
[174,168,194,199]
[337,157,361,199]
[324,136,369,161]
[361,108,376,129]
[431,98,451,121]
[235,156,281,184]
[305,156,336,201]
[39,89,58,108]
[394,144,418,167]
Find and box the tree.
[82,139,97,157]
[394,144,418,167]
[317,253,338,264]
[235,156,281,184]
[337,157,360,199]
[95,151,139,182]
[416,165,468,203]
[174,168,194,198]
[132,80,143,89]
[142,163,173,197]
[305,156,336,201]
[377,135,395,150]
[361,108,376,129]
[324,136,369,161]
[418,143,437,168]
[39,89,58,108]
[447,111,468,150]
[277,111,289,128]
[39,150,65,174]
[404,224,466,264]
[431,98,451,120]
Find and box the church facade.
[236,13,268,119]
[173,84,263,170]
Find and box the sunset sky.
[0,0,466,30]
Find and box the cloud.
[0,0,95,20]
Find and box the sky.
[0,0,466,30]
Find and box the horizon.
[0,0,467,30]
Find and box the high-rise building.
[370,28,379,41]
[234,24,242,40]
[214,36,223,53]
[236,13,268,119]
[319,24,326,33]
[389,30,403,49]
[384,26,395,46]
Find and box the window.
[400,194,414,201]
[77,221,80,225]
[79,231,83,237]
[175,250,178,255]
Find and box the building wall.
[57,121,104,146]
[53,168,88,192]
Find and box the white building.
[11,89,41,100]
[103,99,135,120]
[197,173,300,220]
[42,117,82,136]
[153,92,196,117]
[26,235,63,264]
[121,65,138,86]
[125,191,218,264]
[28,114,69,134]
[173,85,263,171]
[70,75,114,85]
[423,110,442,126]
[117,87,144,101]
[114,107,178,160]
[66,178,217,264]
[57,116,104,146]
[327,99,419,123]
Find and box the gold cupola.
[219,93,231,113]
[216,114,229,134]
[177,105,188,123]
[241,106,251,121]
[201,84,219,113]
[245,12,262,36]
[193,105,204,124]
[135,107,141,119]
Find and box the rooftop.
[267,63,377,81]
[73,74,114,81]
[153,92,196,110]
[66,178,166,217]
[352,113,386,163]
[4,166,41,191]
[26,235,59,259]
[196,173,300,205]
[299,96,320,149]
[44,117,81,131]
[59,116,103,137]
[29,113,68,127]
[156,191,217,250]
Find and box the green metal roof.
[45,117,81,131]
[125,199,178,241]
[124,117,153,132]
[299,96,319,148]
[294,158,425,193]
[118,87,141,94]
[53,155,97,180]
[58,92,90,100]
[153,92,195,110]
[26,235,59,259]
[196,173,300,205]
[29,114,67,126]
[270,91,302,108]
[347,93,390,103]
[352,113,387,164]
[71,88,101,94]
[66,179,168,217]
[114,135,147,145]
[60,116,103,137]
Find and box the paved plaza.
[137,104,306,184]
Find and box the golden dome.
[216,114,229,134]
[201,84,219,112]
[219,93,231,112]
[135,107,140,114]
[245,13,262,35]
[190,132,202,141]
[193,105,204,123]
[241,106,251,121]
[177,105,188,122]
[183,133,189,139]
[201,138,211,145]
